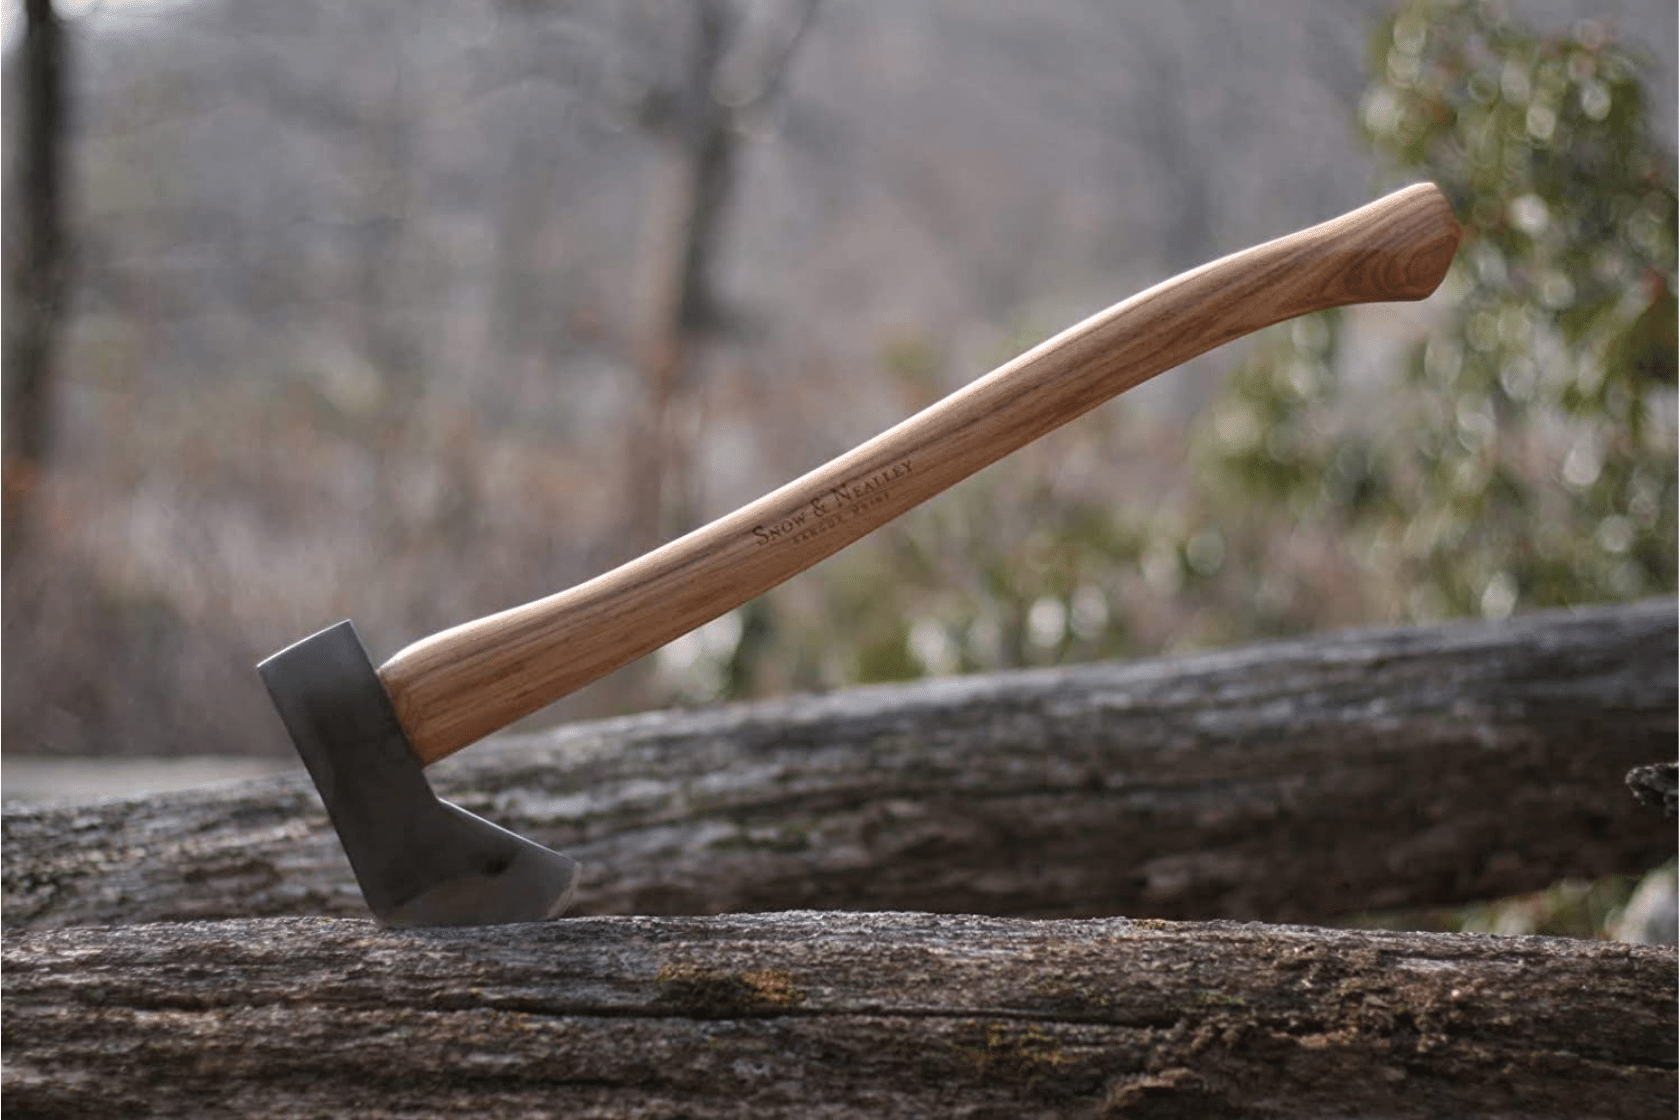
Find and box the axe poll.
[260,183,1462,927]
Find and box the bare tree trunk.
[622,0,740,559]
[4,912,1673,1119]
[5,600,1672,931]
[604,1,816,713]
[2,0,71,566]
[623,0,819,550]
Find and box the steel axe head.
[258,620,579,927]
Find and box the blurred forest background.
[1,0,1674,775]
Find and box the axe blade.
[258,620,579,927]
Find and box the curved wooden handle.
[384,182,1462,764]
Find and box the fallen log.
[6,601,1673,933]
[3,912,1673,1119]
[4,600,1673,931]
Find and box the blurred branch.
[719,0,819,113]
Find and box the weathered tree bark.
[1628,762,1678,819]
[3,912,1673,1119]
[5,600,1673,931]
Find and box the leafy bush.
[1199,0,1676,625]
[671,1,1676,704]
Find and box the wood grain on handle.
[384,182,1462,765]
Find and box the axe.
[259,183,1461,926]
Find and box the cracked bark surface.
[4,912,1674,1119]
[5,600,1674,931]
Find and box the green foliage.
[676,0,1677,707]
[820,460,1151,685]
[1345,860,1673,941]
[1200,0,1677,623]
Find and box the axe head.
[258,620,579,927]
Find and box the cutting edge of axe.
[259,182,1462,926]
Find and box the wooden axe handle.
[383,183,1461,765]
